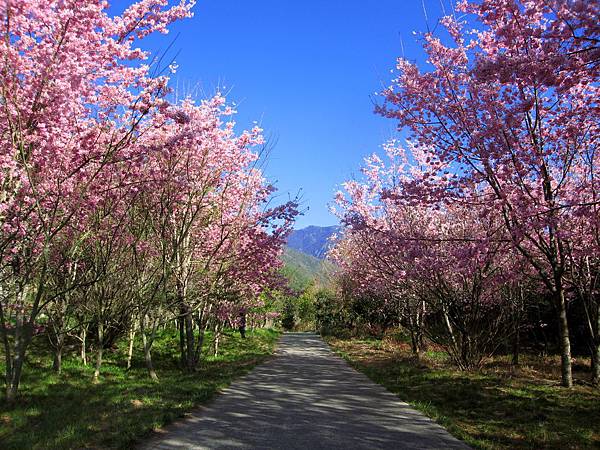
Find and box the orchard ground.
[0,329,279,449]
[1,327,598,449]
[328,334,600,450]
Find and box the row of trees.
[331,0,599,387]
[1,0,297,402]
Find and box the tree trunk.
[512,328,520,366]
[592,303,600,387]
[409,299,426,360]
[140,315,158,381]
[3,287,36,403]
[512,285,524,366]
[213,327,221,357]
[581,276,600,387]
[409,329,422,360]
[213,335,220,357]
[126,325,136,370]
[592,342,600,387]
[412,337,420,359]
[0,297,13,402]
[5,291,35,403]
[239,313,246,339]
[93,346,103,383]
[178,315,186,367]
[51,321,65,374]
[53,343,63,375]
[141,329,158,382]
[5,355,23,404]
[193,314,206,364]
[556,284,573,388]
[442,307,458,355]
[93,323,104,382]
[6,337,27,403]
[184,305,195,371]
[80,326,88,366]
[6,322,32,403]
[195,328,205,363]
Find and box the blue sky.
[115,0,448,228]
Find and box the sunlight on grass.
[328,337,600,450]
[0,329,279,449]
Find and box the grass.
[327,336,600,450]
[0,328,280,449]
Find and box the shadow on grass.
[330,338,600,450]
[0,329,279,449]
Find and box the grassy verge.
[327,336,600,450]
[0,328,280,449]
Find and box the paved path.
[142,333,469,449]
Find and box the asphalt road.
[141,332,470,449]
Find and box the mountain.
[280,247,336,291]
[286,225,340,259]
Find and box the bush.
[281,299,296,331]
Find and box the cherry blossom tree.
[332,143,525,368]
[0,0,194,401]
[375,0,599,387]
[0,0,296,402]
[126,95,293,371]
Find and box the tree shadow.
[142,333,469,449]
[0,331,277,449]
[335,339,600,450]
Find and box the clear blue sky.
[114,0,447,228]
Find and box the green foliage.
[280,248,335,291]
[281,299,296,331]
[314,289,351,336]
[275,285,337,332]
[296,289,317,328]
[276,246,337,331]
[0,329,279,449]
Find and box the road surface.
[141,332,469,449]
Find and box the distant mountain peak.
[286,225,339,259]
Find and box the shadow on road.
[142,333,469,449]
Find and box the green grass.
[0,328,280,449]
[328,337,600,450]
